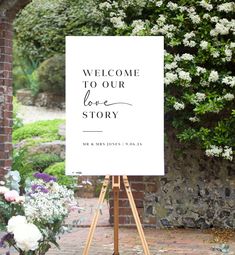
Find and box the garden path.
[18,105,65,124]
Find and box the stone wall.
[0,0,31,178]
[110,132,235,228]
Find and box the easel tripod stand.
[82,175,150,255]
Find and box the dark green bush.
[44,162,75,188]
[29,153,63,172]
[36,54,65,96]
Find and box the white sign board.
[66,36,164,176]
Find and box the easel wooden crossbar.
[82,175,150,255]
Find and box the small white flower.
[196,66,206,75]
[131,20,145,35]
[208,70,219,82]
[173,102,185,110]
[203,14,211,20]
[181,53,194,61]
[222,147,233,161]
[164,72,178,85]
[189,116,200,122]
[167,2,178,10]
[218,2,235,13]
[155,1,163,7]
[223,93,234,101]
[200,41,208,50]
[206,145,223,157]
[178,70,192,82]
[211,51,220,58]
[200,0,213,11]
[110,17,126,29]
[195,92,206,102]
[222,76,235,87]
[230,42,235,48]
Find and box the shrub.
[36,54,65,96]
[44,162,75,188]
[13,119,64,143]
[29,153,63,172]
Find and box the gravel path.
[18,105,65,124]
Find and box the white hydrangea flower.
[178,70,192,82]
[200,40,208,50]
[181,53,194,61]
[208,70,219,82]
[218,2,235,13]
[223,93,234,101]
[189,13,201,24]
[222,147,233,161]
[164,72,178,85]
[13,223,42,251]
[173,102,185,110]
[222,76,235,87]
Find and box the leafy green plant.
[44,162,75,188]
[29,153,63,172]
[13,119,64,143]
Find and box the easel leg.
[112,176,120,255]
[123,176,151,255]
[82,175,110,255]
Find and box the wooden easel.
[82,175,150,255]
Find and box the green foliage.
[13,41,39,95]
[36,54,65,95]
[13,119,64,143]
[44,162,75,188]
[14,0,104,63]
[14,0,235,160]
[29,153,63,172]
[13,97,23,131]
[13,148,34,187]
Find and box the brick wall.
[0,15,13,179]
[0,0,31,179]
[109,176,158,226]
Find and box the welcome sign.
[66,36,164,176]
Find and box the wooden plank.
[82,175,110,255]
[123,176,151,255]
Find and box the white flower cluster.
[164,72,178,85]
[223,93,234,101]
[218,2,235,13]
[110,16,126,29]
[183,32,196,47]
[24,180,75,224]
[178,70,192,83]
[193,92,206,104]
[189,116,200,122]
[173,102,185,110]
[206,145,233,161]
[7,216,42,251]
[210,18,235,36]
[222,76,235,87]
[200,40,209,50]
[199,0,213,11]
[187,7,201,24]
[131,19,146,35]
[208,70,219,82]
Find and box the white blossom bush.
[15,0,235,160]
